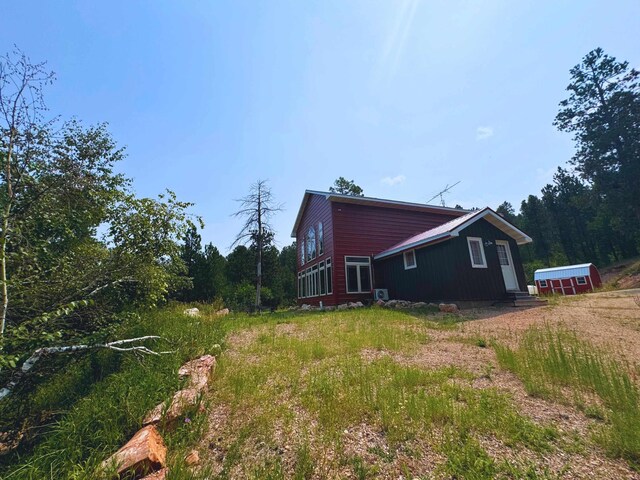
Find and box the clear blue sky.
[3,1,639,252]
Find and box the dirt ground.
[200,291,640,479]
[462,289,640,367]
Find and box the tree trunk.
[0,132,14,344]
[255,186,262,311]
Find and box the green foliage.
[0,305,225,479]
[329,177,364,196]
[494,325,640,467]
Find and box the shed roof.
[534,263,595,281]
[374,207,532,260]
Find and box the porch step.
[494,291,547,307]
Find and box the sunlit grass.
[494,325,640,468]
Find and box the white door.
[496,240,518,291]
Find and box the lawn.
[1,297,639,479]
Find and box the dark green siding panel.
[375,219,527,302]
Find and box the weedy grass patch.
[494,325,640,468]
[210,309,559,478]
[0,305,225,479]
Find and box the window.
[403,250,417,270]
[300,240,305,266]
[302,270,307,297]
[306,268,311,297]
[326,258,333,294]
[496,244,510,266]
[311,265,319,296]
[576,276,587,285]
[318,222,324,255]
[319,261,326,295]
[539,280,547,287]
[345,256,372,293]
[467,237,487,268]
[306,227,316,261]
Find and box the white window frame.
[403,250,417,270]
[318,222,324,256]
[345,256,372,294]
[326,257,333,294]
[539,279,547,288]
[576,276,587,285]
[467,237,487,269]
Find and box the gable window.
[345,256,372,293]
[539,280,547,287]
[306,227,316,261]
[403,250,417,270]
[576,276,587,285]
[300,240,305,266]
[467,237,487,268]
[318,222,324,256]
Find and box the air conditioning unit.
[374,288,389,301]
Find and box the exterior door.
[496,240,518,291]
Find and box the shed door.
[496,241,518,291]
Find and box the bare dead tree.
[0,48,55,344]
[231,180,283,310]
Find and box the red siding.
[536,266,601,296]
[331,201,461,304]
[295,194,336,305]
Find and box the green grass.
[210,309,559,478]
[0,304,226,479]
[494,325,640,468]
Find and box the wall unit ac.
[374,288,389,301]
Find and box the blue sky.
[3,1,639,252]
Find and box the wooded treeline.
[497,48,639,280]
[175,226,297,310]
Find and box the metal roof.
[534,263,594,281]
[290,190,469,237]
[374,207,533,260]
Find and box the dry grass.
[192,296,640,479]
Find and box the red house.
[292,190,536,306]
[534,263,602,295]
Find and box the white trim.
[467,237,487,268]
[344,256,372,294]
[576,276,587,285]
[326,257,333,295]
[374,207,532,260]
[539,279,548,288]
[375,233,451,260]
[403,250,417,270]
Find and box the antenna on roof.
[427,181,461,207]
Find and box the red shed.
[534,263,602,295]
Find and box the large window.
[306,227,316,262]
[319,261,326,295]
[326,257,333,294]
[403,250,417,270]
[345,256,372,293]
[300,240,305,266]
[467,237,487,268]
[311,265,319,296]
[318,222,324,255]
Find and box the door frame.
[495,240,519,291]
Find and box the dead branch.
[0,336,172,400]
